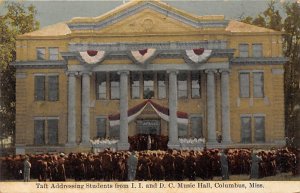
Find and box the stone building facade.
[13,0,287,154]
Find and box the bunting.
[130,48,157,64]
[79,50,106,64]
[109,100,188,127]
[185,48,212,63]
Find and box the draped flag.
[109,100,188,127]
[79,50,106,64]
[130,48,157,64]
[185,48,212,63]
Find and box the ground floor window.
[110,126,120,139]
[178,124,188,137]
[241,114,265,143]
[34,117,59,145]
[96,117,106,138]
[190,116,203,138]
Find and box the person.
[250,150,262,179]
[23,156,31,182]
[147,135,152,150]
[127,151,138,181]
[220,149,229,180]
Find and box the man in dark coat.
[127,151,138,181]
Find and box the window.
[110,126,120,139]
[49,48,59,60]
[178,124,188,138]
[190,116,203,138]
[96,72,107,100]
[252,44,263,57]
[254,116,265,142]
[177,72,188,99]
[143,72,154,99]
[35,76,45,101]
[191,71,201,98]
[110,73,120,100]
[239,44,249,57]
[253,72,264,98]
[35,75,59,101]
[48,119,58,145]
[34,119,45,145]
[131,72,140,99]
[239,73,250,98]
[96,117,106,138]
[241,116,252,143]
[157,72,167,99]
[36,48,46,60]
[48,76,59,101]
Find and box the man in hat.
[23,156,31,182]
[127,151,138,181]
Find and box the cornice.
[12,60,66,69]
[231,57,289,65]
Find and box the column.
[206,70,217,144]
[220,69,232,143]
[80,72,91,146]
[66,72,77,146]
[167,69,180,149]
[117,71,130,150]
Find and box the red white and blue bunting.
[109,100,188,127]
[129,48,157,65]
[185,48,212,63]
[79,50,106,64]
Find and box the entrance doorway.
[136,119,161,135]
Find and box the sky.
[0,0,298,27]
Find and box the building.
[13,0,287,154]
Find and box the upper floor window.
[36,48,46,60]
[143,72,154,99]
[157,72,167,99]
[96,72,107,100]
[239,72,250,98]
[239,44,249,57]
[110,72,120,100]
[131,72,140,99]
[252,44,263,57]
[253,72,264,98]
[35,75,59,101]
[177,72,188,99]
[49,47,59,60]
[191,71,201,98]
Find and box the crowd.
[0,148,297,181]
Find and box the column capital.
[66,71,79,77]
[204,69,218,74]
[219,69,231,74]
[166,69,179,74]
[79,71,92,76]
[117,70,130,75]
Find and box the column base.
[167,141,181,150]
[65,142,77,147]
[79,141,91,147]
[117,142,130,151]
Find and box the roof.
[226,20,277,33]
[19,1,280,38]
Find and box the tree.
[0,2,39,146]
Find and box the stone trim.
[16,73,27,79]
[68,41,228,52]
[12,60,66,69]
[67,62,230,73]
[68,2,228,31]
[231,57,288,65]
[272,69,284,75]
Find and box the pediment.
[97,9,198,34]
[67,1,228,33]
